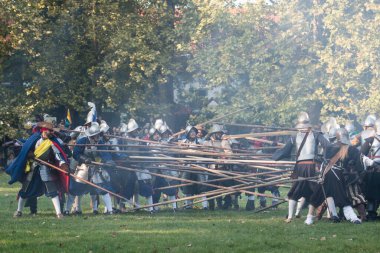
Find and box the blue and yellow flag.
[65,109,72,127]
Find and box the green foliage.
[0,172,380,253]
[0,0,379,139]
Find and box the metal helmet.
[127,119,139,133]
[99,120,110,133]
[154,119,164,130]
[363,114,377,128]
[119,123,128,133]
[159,124,172,135]
[295,112,312,129]
[209,124,225,135]
[149,127,158,136]
[375,119,380,135]
[185,125,197,134]
[345,121,356,134]
[335,128,350,145]
[326,117,340,140]
[229,139,240,146]
[85,122,101,137]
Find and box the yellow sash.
[25,139,53,173]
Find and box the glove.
[317,176,324,185]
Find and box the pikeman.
[138,123,162,213]
[8,121,69,219]
[119,119,141,209]
[72,122,114,214]
[314,128,364,224]
[204,124,232,210]
[361,118,380,221]
[229,139,247,210]
[180,125,209,209]
[345,121,360,145]
[314,117,341,220]
[351,114,376,148]
[99,120,126,213]
[152,123,180,211]
[196,126,208,144]
[272,112,330,224]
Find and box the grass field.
[0,171,379,253]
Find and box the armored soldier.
[204,124,232,210]
[11,122,69,219]
[152,123,180,211]
[272,112,330,224]
[72,122,114,214]
[361,118,380,220]
[180,125,209,209]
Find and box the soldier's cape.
[6,132,70,193]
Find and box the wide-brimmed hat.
[37,121,54,131]
[85,122,101,137]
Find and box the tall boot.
[316,203,327,220]
[246,200,255,211]
[208,199,215,211]
[259,196,267,208]
[232,195,239,210]
[223,195,232,210]
[216,197,223,209]
[367,201,377,221]
[355,204,367,222]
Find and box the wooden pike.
[253,200,287,213]
[128,155,295,165]
[215,122,297,131]
[93,148,272,159]
[34,158,128,201]
[244,137,285,146]
[134,175,315,211]
[184,189,286,209]
[132,175,318,211]
[92,161,287,197]
[154,169,290,191]
[228,131,296,139]
[171,107,250,138]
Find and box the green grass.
[0,171,379,253]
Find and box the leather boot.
[245,200,255,211]
[222,195,232,210]
[208,199,215,211]
[356,204,367,222]
[216,197,223,209]
[316,202,327,220]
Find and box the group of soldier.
[3,103,380,225]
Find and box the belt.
[297,161,315,165]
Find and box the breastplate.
[296,132,316,161]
